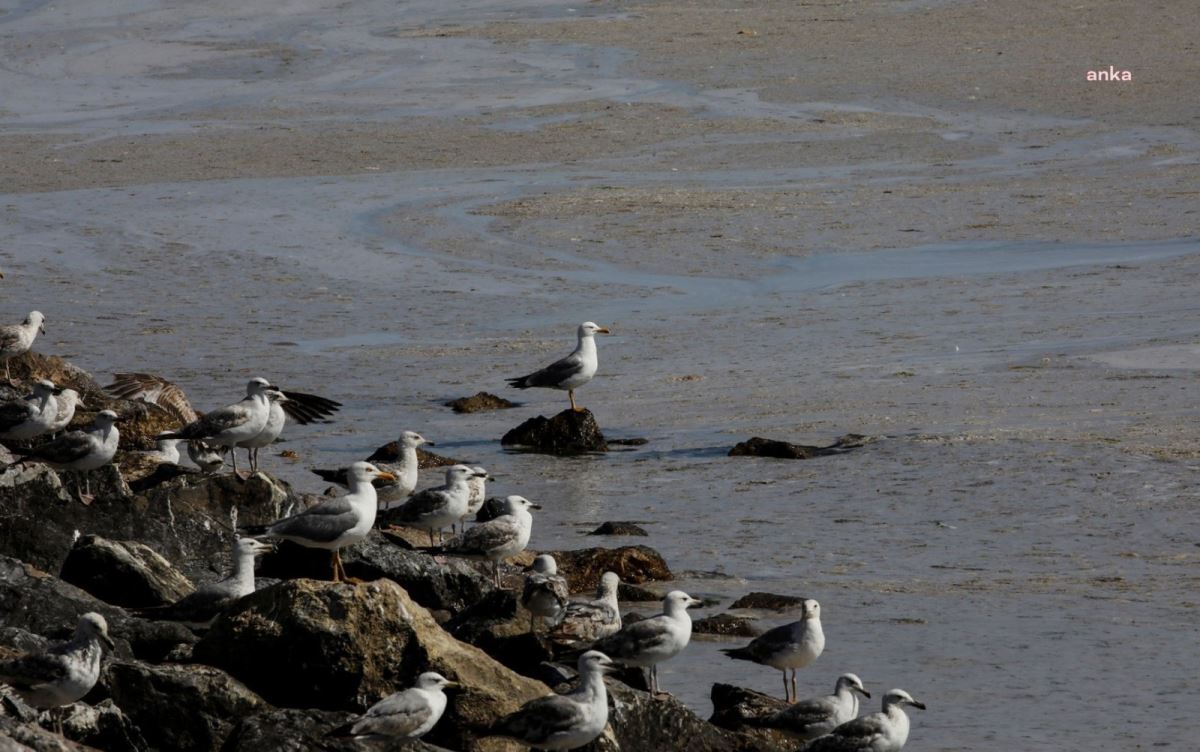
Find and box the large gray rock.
[60,700,145,752]
[576,681,750,752]
[60,535,193,609]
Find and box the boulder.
[221,708,451,752]
[444,590,556,680]
[191,578,549,751]
[60,700,145,752]
[693,614,761,637]
[708,684,799,749]
[106,661,267,752]
[587,521,648,537]
[6,352,106,405]
[500,409,607,454]
[545,546,672,591]
[617,582,664,602]
[727,593,807,612]
[446,392,517,413]
[727,434,874,460]
[576,681,747,752]
[60,535,193,609]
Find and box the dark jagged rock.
[576,681,747,752]
[501,409,608,454]
[6,352,106,405]
[107,400,187,452]
[708,684,798,749]
[587,521,649,537]
[61,699,146,752]
[60,535,193,609]
[693,614,762,637]
[617,582,663,602]
[727,592,807,612]
[607,437,649,447]
[546,546,672,591]
[106,661,267,752]
[445,392,518,413]
[728,434,874,459]
[255,531,494,615]
[192,578,548,751]
[366,442,464,469]
[444,590,555,680]
[221,707,451,752]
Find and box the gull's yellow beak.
[596,327,611,334]
[375,470,397,483]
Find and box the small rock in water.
[587,521,649,537]
[617,581,663,602]
[728,434,874,459]
[692,613,761,637]
[546,545,672,590]
[728,592,807,611]
[501,408,607,454]
[445,391,517,413]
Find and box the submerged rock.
[692,614,761,637]
[727,592,807,612]
[500,409,608,454]
[446,392,517,413]
[728,434,874,459]
[587,521,649,537]
[60,535,193,609]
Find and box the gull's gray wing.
[507,350,584,389]
[552,600,620,644]
[135,578,240,626]
[0,399,35,433]
[446,515,519,556]
[267,496,356,543]
[279,389,341,425]
[592,615,672,660]
[492,694,585,746]
[0,325,23,354]
[351,688,433,738]
[0,652,67,691]
[22,431,92,466]
[806,714,887,751]
[172,401,252,440]
[394,488,450,522]
[311,466,398,489]
[105,373,199,424]
[763,695,838,734]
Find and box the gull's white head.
[94,409,118,427]
[504,495,541,514]
[837,673,870,698]
[400,430,431,448]
[350,461,396,484]
[245,377,273,396]
[59,388,81,406]
[234,537,273,557]
[32,379,56,396]
[531,554,557,575]
[578,321,611,338]
[266,390,289,404]
[803,598,821,621]
[882,689,925,711]
[155,437,183,451]
[577,650,619,675]
[446,464,476,484]
[76,612,115,650]
[415,672,459,691]
[26,311,45,333]
[664,590,702,613]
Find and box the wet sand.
[3,0,1200,748]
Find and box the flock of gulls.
[0,312,925,751]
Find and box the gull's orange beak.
[596,327,611,334]
[375,470,397,483]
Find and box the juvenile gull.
[135,437,183,466]
[760,673,870,741]
[311,430,432,507]
[551,571,623,646]
[106,372,341,426]
[522,554,570,633]
[13,409,120,502]
[458,464,490,532]
[507,321,611,412]
[390,464,483,545]
[487,650,618,750]
[0,311,45,383]
[805,689,926,752]
[187,440,225,474]
[46,387,84,435]
[334,672,458,741]
[235,389,290,473]
[158,377,276,478]
[0,379,58,440]
[0,612,114,732]
[432,495,540,588]
[721,597,825,702]
[592,590,701,697]
[133,538,272,629]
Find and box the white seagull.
[0,311,45,383]
[158,377,276,478]
[337,672,459,740]
[241,461,395,581]
[456,464,491,533]
[805,689,926,752]
[487,651,618,750]
[46,387,85,435]
[433,495,540,588]
[592,590,701,697]
[721,597,825,702]
[390,464,484,545]
[0,379,59,440]
[522,554,570,633]
[133,537,273,629]
[311,430,432,509]
[550,571,623,647]
[235,389,289,473]
[761,673,870,741]
[12,409,120,502]
[507,321,611,412]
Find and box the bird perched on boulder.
[12,409,120,503]
[804,688,926,752]
[332,672,458,741]
[591,590,701,697]
[759,673,870,740]
[0,311,45,384]
[134,537,273,629]
[431,495,540,588]
[487,651,618,750]
[522,554,570,632]
[721,597,824,703]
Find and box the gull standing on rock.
[551,571,623,646]
[507,321,611,412]
[522,554,570,633]
[487,651,618,750]
[804,689,926,752]
[721,597,825,703]
[46,387,84,435]
[592,590,701,697]
[0,379,59,440]
[390,464,483,545]
[760,673,870,741]
[133,538,273,629]
[432,495,540,588]
[0,612,114,732]
[458,464,490,533]
[242,461,394,581]
[334,672,459,741]
[235,389,290,473]
[311,430,432,508]
[12,409,120,503]
[0,311,45,384]
[157,378,276,478]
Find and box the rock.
[587,521,648,537]
[500,409,608,454]
[192,578,548,750]
[727,592,807,612]
[255,531,495,615]
[617,582,663,602]
[367,442,465,469]
[693,614,761,637]
[106,661,267,752]
[728,434,874,460]
[708,684,798,749]
[61,699,146,752]
[6,353,106,404]
[606,437,649,447]
[221,708,451,752]
[60,535,193,609]
[545,546,672,591]
[446,392,517,413]
[444,590,556,680]
[576,681,746,752]
[107,400,188,452]
[0,692,88,752]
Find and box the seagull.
[721,597,825,703]
[760,673,870,741]
[0,612,115,733]
[550,571,622,646]
[46,388,85,435]
[12,409,120,503]
[522,554,570,633]
[132,537,273,629]
[591,590,701,697]
[0,379,59,440]
[311,430,432,508]
[389,464,484,545]
[235,389,290,473]
[487,651,618,750]
[457,464,491,533]
[187,440,225,474]
[804,689,926,752]
[431,495,540,588]
[333,672,459,741]
[0,311,45,384]
[156,378,276,478]
[506,321,611,412]
[240,461,395,582]
[134,437,183,465]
